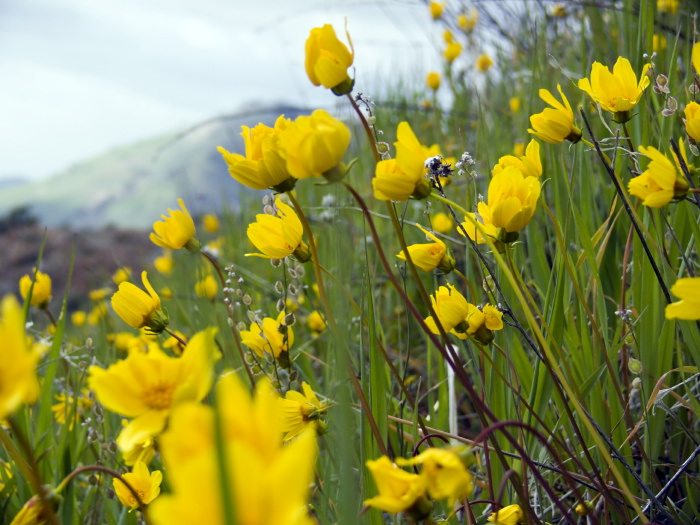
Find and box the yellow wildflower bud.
[628,146,689,207]
[465,303,504,344]
[476,53,493,72]
[396,224,454,274]
[429,1,445,19]
[246,198,309,262]
[364,456,432,518]
[111,271,168,333]
[444,42,462,63]
[551,4,568,17]
[432,212,453,234]
[19,270,52,308]
[424,284,472,336]
[657,0,679,14]
[71,311,86,326]
[305,24,354,95]
[684,101,700,143]
[575,501,593,516]
[488,504,524,524]
[693,42,700,75]
[653,34,667,53]
[307,310,327,334]
[194,275,217,300]
[150,198,199,252]
[153,250,174,275]
[281,110,351,180]
[113,461,162,511]
[426,71,441,91]
[112,267,131,285]
[528,84,582,144]
[578,57,651,123]
[509,97,521,113]
[458,9,477,32]
[202,214,219,233]
[484,166,541,233]
[666,277,700,320]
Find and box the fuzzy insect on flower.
[628,146,689,208]
[305,23,354,95]
[246,197,310,262]
[396,224,455,274]
[111,271,169,334]
[113,461,162,511]
[150,198,200,252]
[19,270,52,309]
[578,56,651,123]
[528,84,582,144]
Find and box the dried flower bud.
[276,299,286,312]
[274,281,284,294]
[656,74,668,86]
[285,313,296,326]
[242,294,252,306]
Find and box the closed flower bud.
[19,270,52,308]
[426,72,441,91]
[305,24,354,95]
[150,199,199,252]
[396,225,454,274]
[628,146,689,208]
[111,271,168,333]
[528,84,582,144]
[684,101,700,143]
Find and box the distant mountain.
[0,176,30,189]
[0,105,308,229]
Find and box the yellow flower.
[373,122,439,201]
[488,504,524,524]
[684,101,700,143]
[194,275,217,299]
[364,456,431,518]
[71,311,86,326]
[653,33,667,52]
[9,496,50,525]
[424,284,471,336]
[657,0,679,14]
[509,97,521,113]
[51,389,93,429]
[693,42,700,75]
[218,115,295,192]
[0,295,40,421]
[87,301,109,325]
[426,71,441,91]
[111,271,168,333]
[459,205,499,245]
[528,84,582,143]
[482,166,541,234]
[476,53,493,72]
[578,57,651,122]
[429,1,445,19]
[150,374,317,525]
[444,41,462,63]
[246,197,310,262]
[89,287,111,301]
[278,381,327,441]
[121,432,156,466]
[112,267,131,285]
[628,146,688,208]
[202,214,219,233]
[240,312,294,365]
[150,198,199,251]
[432,212,453,234]
[153,250,174,275]
[493,139,542,178]
[305,24,354,94]
[163,330,188,357]
[458,9,477,32]
[396,447,474,505]
[666,278,700,320]
[89,327,219,452]
[113,461,162,511]
[307,310,327,334]
[551,4,568,17]
[465,303,504,344]
[397,224,454,273]
[19,270,52,308]
[281,110,351,180]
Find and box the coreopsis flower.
[364,456,432,519]
[528,84,582,143]
[492,139,542,178]
[396,447,474,505]
[19,270,52,308]
[476,54,493,72]
[432,212,453,234]
[111,271,168,333]
[88,327,219,452]
[488,504,524,524]
[150,198,199,252]
[684,101,700,143]
[218,115,294,192]
[240,312,294,367]
[278,381,327,441]
[281,110,351,181]
[150,374,317,525]
[444,41,462,63]
[305,24,354,95]
[373,122,440,201]
[113,461,162,511]
[665,278,700,320]
[396,224,455,273]
[153,250,174,275]
[426,71,441,91]
[112,267,131,285]
[307,310,327,334]
[424,284,471,336]
[464,303,504,344]
[0,295,40,421]
[429,1,445,19]
[578,57,651,123]
[246,197,310,262]
[657,0,679,14]
[458,9,478,32]
[628,146,688,207]
[194,275,217,299]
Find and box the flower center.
[143,383,175,410]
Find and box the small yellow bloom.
[163,330,188,356]
[483,166,541,233]
[19,270,52,308]
[87,301,109,325]
[51,389,93,429]
[278,381,326,441]
[246,198,310,262]
[666,278,700,320]
[396,447,474,505]
[628,146,688,208]
[194,275,217,300]
[150,198,198,251]
[121,432,156,466]
[513,142,525,157]
[397,224,454,273]
[111,271,168,333]
[426,71,441,91]
[443,29,453,44]
[9,495,50,525]
[653,33,667,52]
[693,42,700,75]
[305,24,354,94]
[684,101,700,143]
[488,504,524,524]
[459,205,499,245]
[458,9,478,32]
[432,212,453,234]
[307,310,327,334]
[113,461,162,511]
[476,53,493,72]
[364,456,431,518]
[429,1,445,19]
[578,57,651,122]
[444,41,462,63]
[202,214,219,233]
[509,97,521,113]
[424,284,471,336]
[240,312,294,364]
[0,295,40,421]
[71,311,86,326]
[493,139,542,178]
[89,287,111,301]
[551,4,568,17]
[112,267,131,285]
[281,110,351,180]
[528,84,582,144]
[657,0,679,14]
[465,303,504,344]
[153,250,174,275]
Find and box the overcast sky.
[0,0,442,181]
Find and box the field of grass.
[2,1,700,524]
